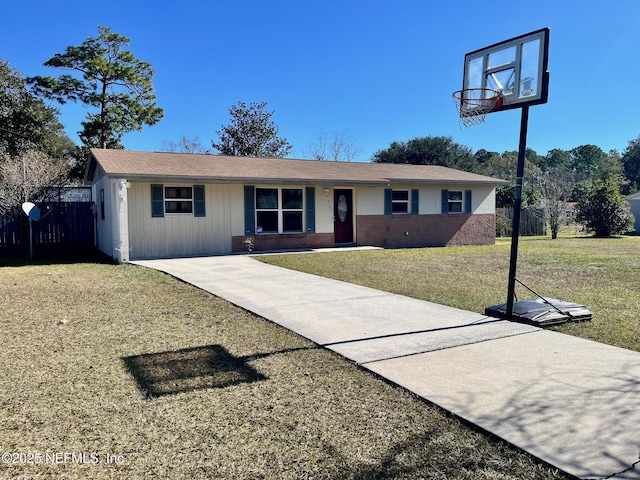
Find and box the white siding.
[127,182,237,259]
[315,187,336,234]
[229,186,245,236]
[472,185,496,214]
[355,184,497,215]
[356,187,383,215]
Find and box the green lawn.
[0,260,569,479]
[259,236,640,353]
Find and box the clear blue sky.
[2,0,639,161]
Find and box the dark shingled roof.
[88,149,509,186]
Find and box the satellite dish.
[22,202,40,221]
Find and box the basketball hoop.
[452,88,503,127]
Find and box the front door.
[334,189,353,244]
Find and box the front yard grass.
[259,235,640,353]
[0,260,569,479]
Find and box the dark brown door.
[334,189,353,244]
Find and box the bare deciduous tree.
[0,150,69,216]
[538,168,577,239]
[161,135,208,154]
[305,130,362,162]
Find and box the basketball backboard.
[460,28,550,114]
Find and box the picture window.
[255,188,304,233]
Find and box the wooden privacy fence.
[0,202,95,255]
[496,207,546,237]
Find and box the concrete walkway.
[131,254,640,480]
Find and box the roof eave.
[103,173,388,186]
[386,178,510,186]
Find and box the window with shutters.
[151,184,205,217]
[255,187,304,233]
[447,191,463,213]
[391,190,409,213]
[441,189,471,214]
[385,189,419,215]
[165,186,193,214]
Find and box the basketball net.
[452,88,503,127]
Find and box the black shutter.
[384,189,393,215]
[151,184,164,217]
[411,189,419,214]
[244,186,255,234]
[194,185,205,217]
[441,189,449,214]
[306,187,316,233]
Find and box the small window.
[448,191,463,213]
[165,186,193,214]
[392,190,409,214]
[256,211,278,233]
[283,211,303,232]
[282,189,303,209]
[256,188,278,209]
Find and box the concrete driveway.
[132,254,640,479]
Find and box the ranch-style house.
[85,149,509,263]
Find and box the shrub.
[576,179,635,236]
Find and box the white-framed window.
[256,188,278,233]
[256,187,304,233]
[385,188,418,215]
[391,190,409,213]
[164,186,193,214]
[282,188,303,232]
[151,184,205,218]
[447,190,463,213]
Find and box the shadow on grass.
[122,344,268,398]
[0,248,115,267]
[123,344,315,398]
[323,429,570,479]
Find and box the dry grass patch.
[0,261,568,479]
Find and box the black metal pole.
[29,218,33,260]
[506,106,530,318]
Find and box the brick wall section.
[356,214,496,248]
[232,214,495,252]
[232,233,335,253]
